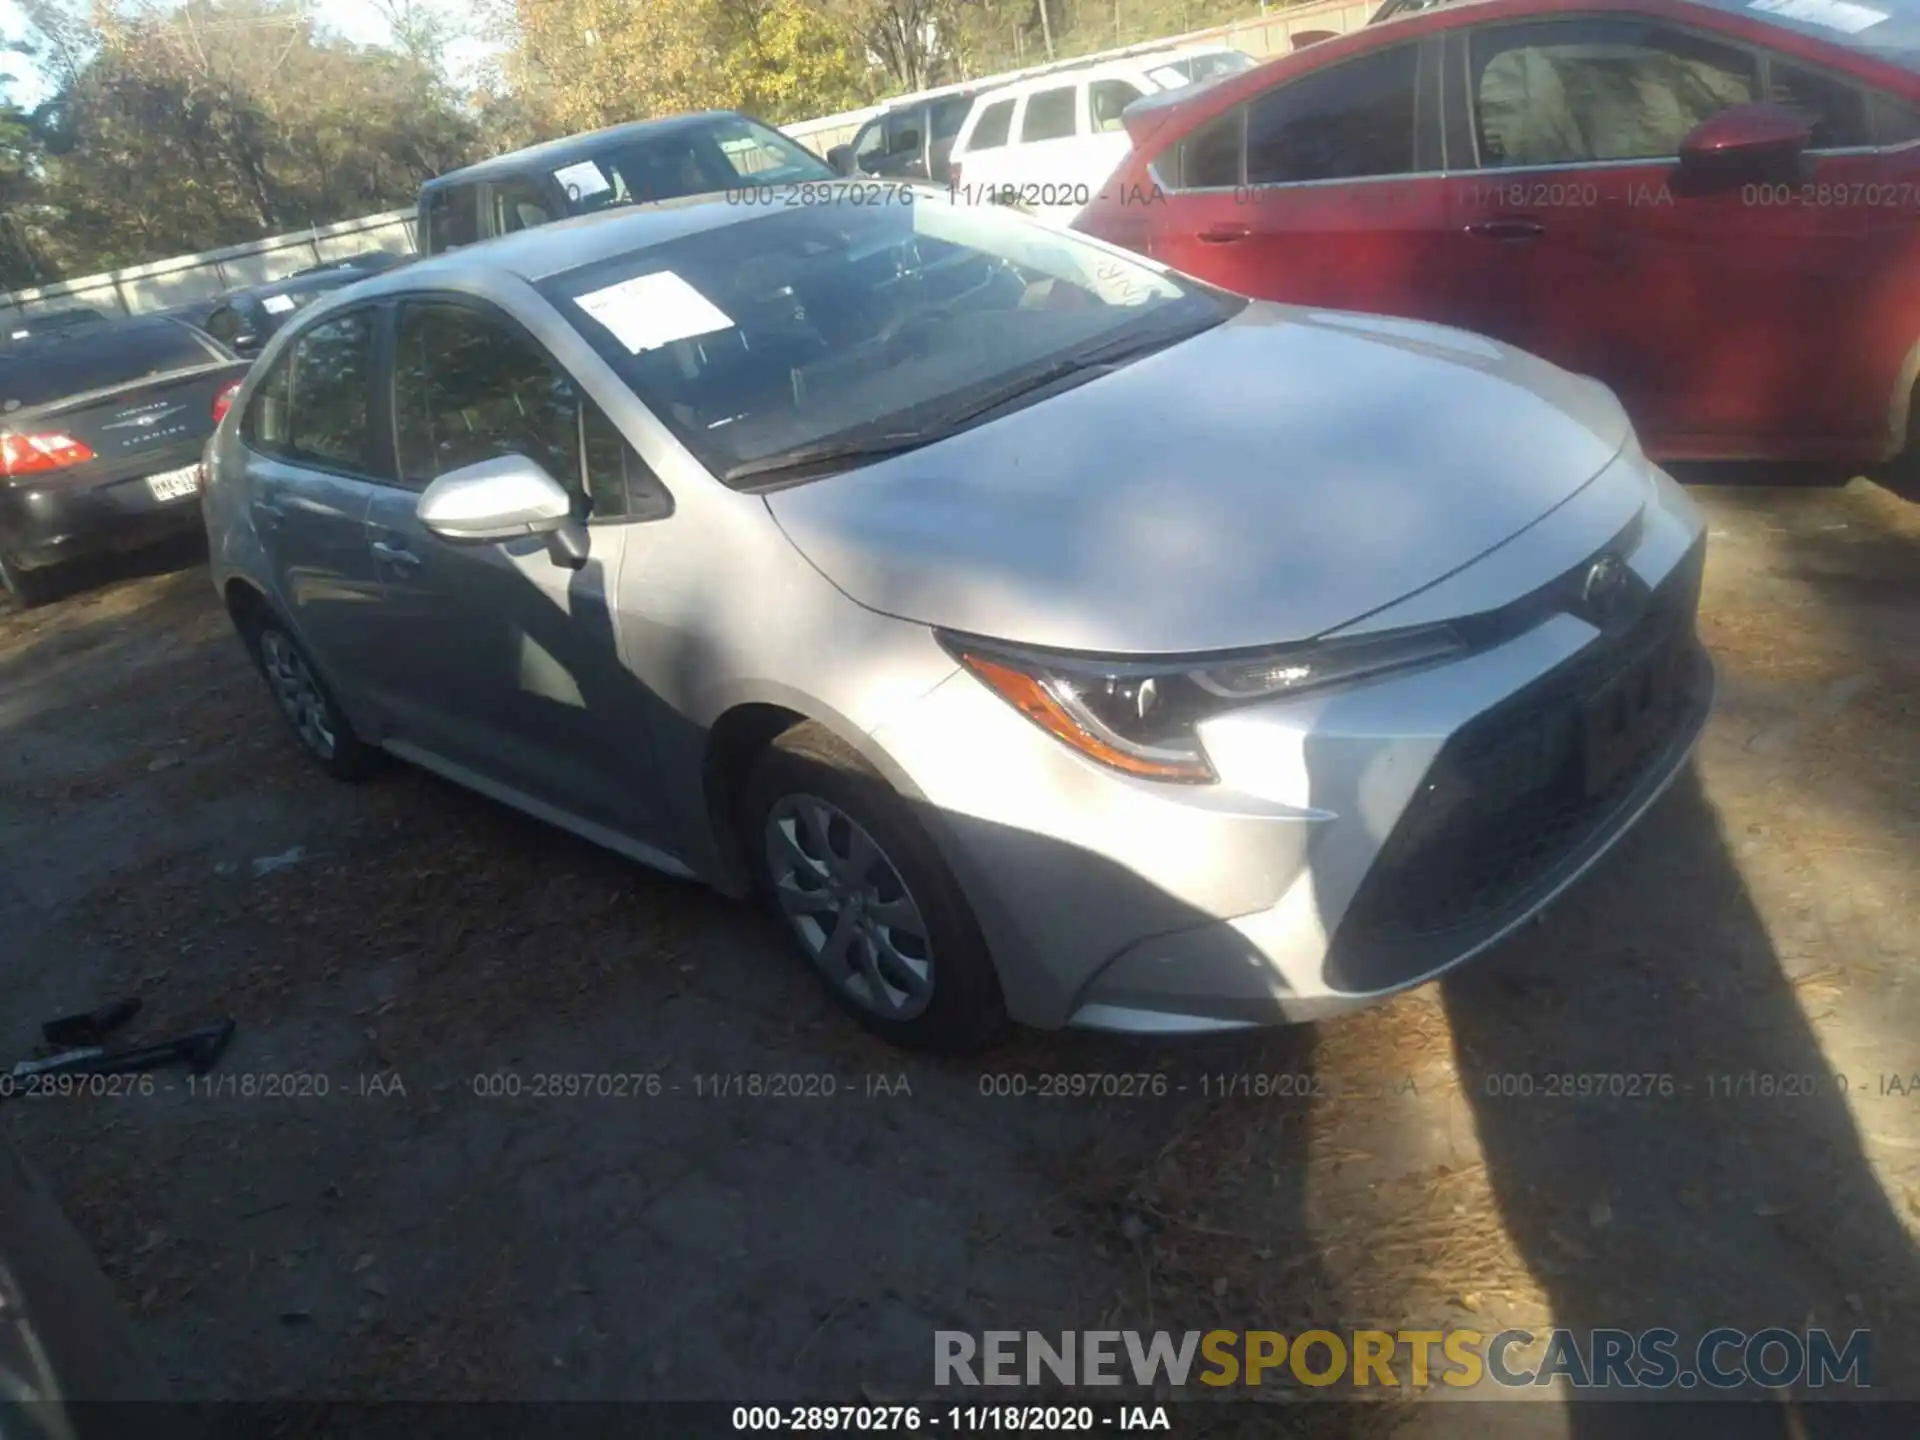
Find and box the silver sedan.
[202,187,1713,1051]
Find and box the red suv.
[1075,0,1920,469]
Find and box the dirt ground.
[0,473,1914,1435]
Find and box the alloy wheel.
[763,793,935,1020]
[258,628,338,761]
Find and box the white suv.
[947,47,1257,226]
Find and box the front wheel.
[244,612,384,781]
[742,722,1008,1052]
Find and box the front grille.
[1325,541,1708,993]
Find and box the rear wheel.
[742,722,1008,1053]
[241,609,384,781]
[0,552,58,610]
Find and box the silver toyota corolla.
[202,187,1713,1051]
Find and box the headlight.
[942,625,1464,784]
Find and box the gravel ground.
[0,475,1914,1436]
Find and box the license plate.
[1581,638,1681,795]
[145,465,201,502]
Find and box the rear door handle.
[1464,217,1546,240]
[253,499,285,528]
[1196,223,1251,244]
[370,540,422,570]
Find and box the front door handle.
[370,540,422,570]
[1196,222,1251,244]
[252,499,285,530]
[1464,217,1546,240]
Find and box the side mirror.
[1676,103,1813,191]
[827,144,856,176]
[417,454,588,568]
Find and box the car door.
[238,309,387,704]
[953,94,1017,194]
[1010,82,1087,215]
[360,295,672,843]
[1440,15,1905,458]
[1148,42,1457,320]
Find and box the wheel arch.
[696,690,935,897]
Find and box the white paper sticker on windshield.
[553,159,612,201]
[260,293,297,315]
[573,271,735,354]
[1748,0,1887,32]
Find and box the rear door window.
[1244,45,1419,184]
[968,98,1016,150]
[0,320,217,412]
[1021,86,1081,142]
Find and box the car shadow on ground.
[0,532,209,615]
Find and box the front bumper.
[872,457,1713,1032]
[0,463,205,571]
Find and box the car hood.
[764,302,1632,655]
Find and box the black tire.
[742,721,1009,1053]
[237,606,385,781]
[0,552,59,610]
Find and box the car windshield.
[1691,0,1920,66]
[559,116,836,214]
[540,196,1236,485]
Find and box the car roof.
[421,112,759,191]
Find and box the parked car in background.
[947,47,1256,225]
[290,249,411,278]
[827,89,983,184]
[185,262,407,359]
[2,307,111,347]
[203,189,1709,1052]
[1074,0,1920,469]
[417,112,837,255]
[1,315,247,606]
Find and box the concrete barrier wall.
[1,0,1372,322]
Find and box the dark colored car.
[290,249,411,278]
[1,307,112,348]
[826,90,981,184]
[1075,0,1920,470]
[416,111,837,256]
[188,263,404,359]
[0,314,248,606]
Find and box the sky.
[0,0,506,108]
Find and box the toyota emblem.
[1581,555,1630,621]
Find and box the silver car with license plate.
[201,186,1713,1051]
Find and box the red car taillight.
[212,379,243,424]
[0,430,96,478]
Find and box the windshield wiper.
[722,431,935,483]
[922,323,1208,434]
[719,317,1214,484]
